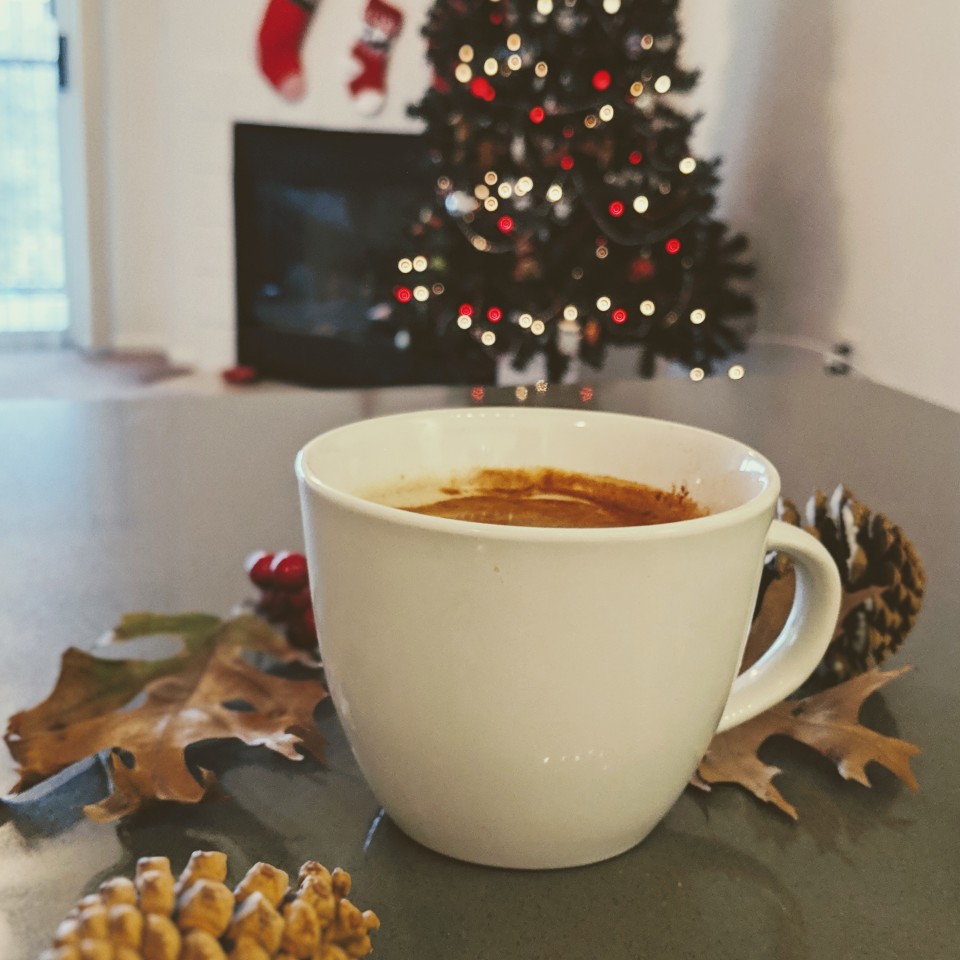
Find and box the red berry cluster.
[245,550,316,650]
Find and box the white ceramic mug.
[296,407,841,869]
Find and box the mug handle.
[716,520,842,734]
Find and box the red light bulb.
[560,155,574,170]
[459,303,473,317]
[395,286,412,303]
[498,216,514,233]
[592,70,612,91]
[529,105,545,124]
[612,308,627,324]
[666,238,681,254]
[487,306,502,322]
[470,77,496,101]
[609,200,625,217]
[629,150,643,164]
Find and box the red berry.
[287,621,316,651]
[289,586,312,611]
[245,550,275,588]
[270,551,309,590]
[257,589,289,620]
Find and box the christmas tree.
[390,0,754,380]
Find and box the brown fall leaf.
[694,667,921,819]
[4,612,328,821]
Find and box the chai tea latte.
[369,467,707,528]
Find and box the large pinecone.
[753,486,925,687]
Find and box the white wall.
[683,0,960,410]
[95,0,434,369]
[90,0,960,410]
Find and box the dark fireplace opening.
[234,123,496,388]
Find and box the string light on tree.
[389,0,754,381]
[469,76,494,100]
[593,70,611,91]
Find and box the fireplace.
[234,123,496,387]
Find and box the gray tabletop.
[1,372,958,960]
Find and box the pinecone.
[40,852,380,960]
[757,486,925,687]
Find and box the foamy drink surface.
[372,467,707,528]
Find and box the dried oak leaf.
[4,612,328,821]
[694,667,921,819]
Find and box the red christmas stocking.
[348,0,404,115]
[257,0,319,101]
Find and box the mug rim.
[295,406,781,542]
